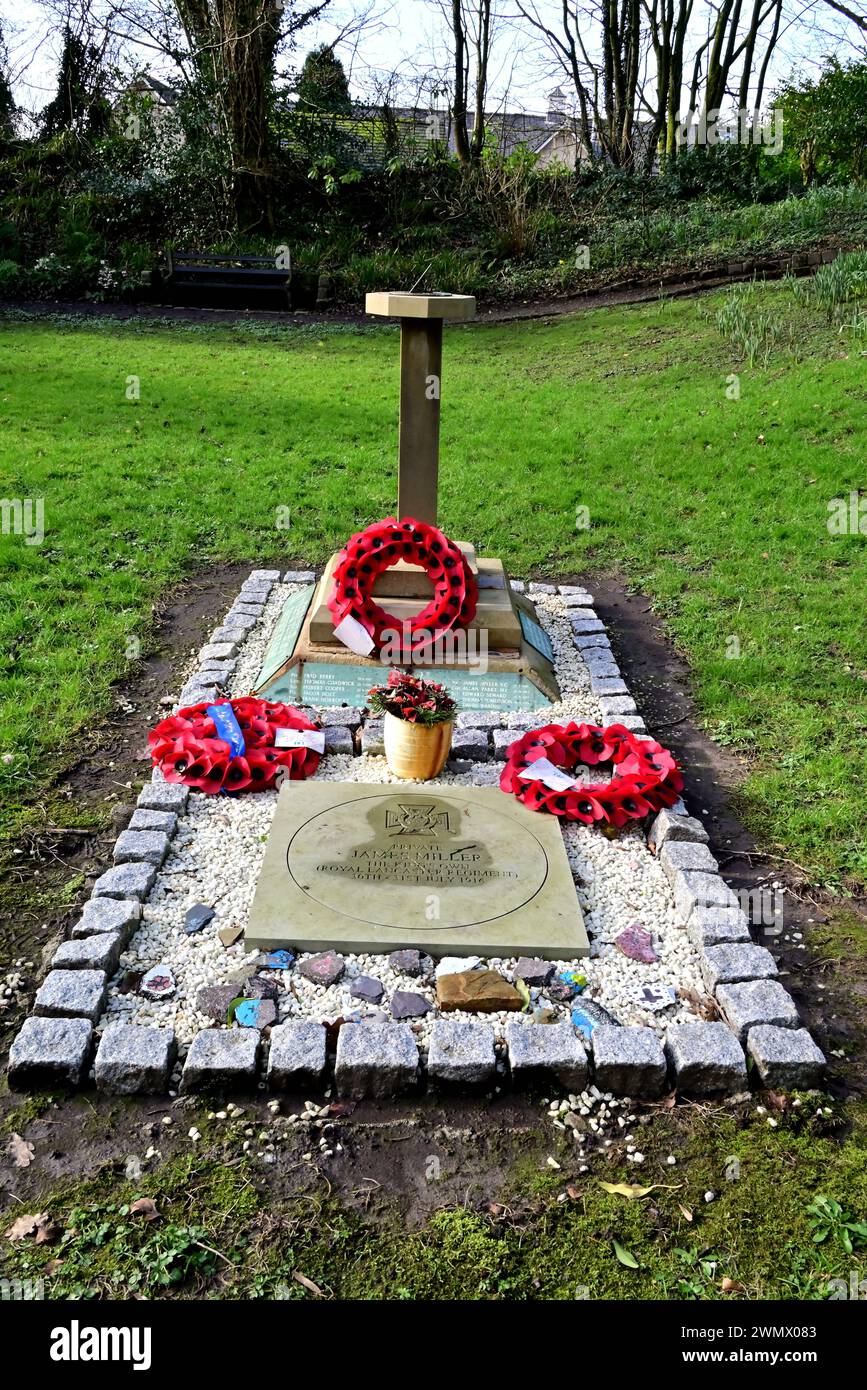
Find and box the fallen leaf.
[129,1198,159,1222]
[292,1270,324,1297]
[600,1181,682,1200]
[9,1133,35,1168]
[42,1259,64,1275]
[327,1101,356,1119]
[721,1276,744,1293]
[565,1186,582,1201]
[613,1239,640,1269]
[678,1203,694,1222]
[487,1201,505,1216]
[5,1212,59,1244]
[766,1091,788,1112]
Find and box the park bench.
[164,249,293,309]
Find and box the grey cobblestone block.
[95,1023,176,1094]
[360,720,385,756]
[197,661,236,681]
[665,1022,747,1095]
[574,632,611,650]
[138,783,188,813]
[73,897,140,941]
[179,681,220,705]
[617,716,647,733]
[569,611,605,635]
[648,807,710,852]
[592,1025,667,1097]
[267,1021,327,1089]
[673,870,739,923]
[52,931,123,974]
[506,1022,587,1088]
[715,979,801,1042]
[129,808,178,835]
[597,694,637,716]
[113,829,171,867]
[228,603,264,618]
[239,584,272,602]
[584,660,622,682]
[92,861,157,901]
[217,610,257,631]
[509,579,525,593]
[209,623,252,643]
[559,584,594,598]
[181,1028,260,1092]
[746,1026,826,1089]
[428,1020,496,1087]
[335,1022,418,1098]
[701,943,778,991]
[199,641,240,662]
[451,728,490,761]
[457,711,503,730]
[590,674,628,696]
[324,726,354,755]
[528,581,557,594]
[686,905,751,949]
[8,1016,93,1089]
[319,706,362,729]
[492,728,520,760]
[659,839,719,883]
[34,969,107,1024]
[248,569,280,583]
[283,569,316,583]
[581,645,619,670]
[505,713,545,730]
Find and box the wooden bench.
[164,250,292,309]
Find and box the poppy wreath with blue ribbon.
[148,696,321,794]
[499,721,684,827]
[327,516,478,657]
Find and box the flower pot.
[383,713,454,781]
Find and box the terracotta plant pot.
[383,713,454,781]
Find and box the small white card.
[333,613,375,656]
[516,757,577,792]
[274,728,326,753]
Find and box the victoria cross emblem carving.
[385,803,453,836]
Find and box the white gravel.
[98,581,705,1055]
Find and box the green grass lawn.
[0,285,865,888]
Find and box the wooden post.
[364,292,476,527]
[398,318,442,525]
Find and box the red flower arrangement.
[328,516,477,658]
[499,721,683,827]
[367,670,457,726]
[148,697,322,794]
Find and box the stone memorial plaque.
[246,783,588,958]
[260,660,548,713]
[255,586,315,689]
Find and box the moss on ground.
[2,1096,865,1301]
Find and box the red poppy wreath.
[148,697,322,795]
[499,722,684,827]
[328,516,478,657]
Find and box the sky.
[1,0,865,119]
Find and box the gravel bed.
[98,584,706,1061]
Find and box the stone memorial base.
[254,560,560,710]
[245,782,589,958]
